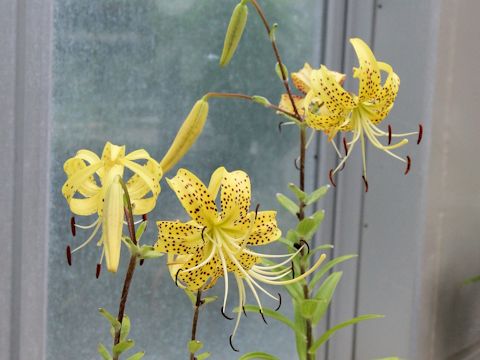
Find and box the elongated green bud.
[219,2,249,67]
[160,99,209,173]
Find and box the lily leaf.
[295,210,325,241]
[135,221,148,241]
[299,299,323,320]
[99,308,121,331]
[276,193,299,216]
[309,255,357,291]
[312,272,343,324]
[308,314,384,354]
[240,305,303,337]
[293,300,307,360]
[126,352,145,360]
[288,183,306,202]
[305,185,329,205]
[113,339,134,356]
[203,296,218,305]
[464,275,480,285]
[98,343,112,360]
[197,352,211,360]
[188,340,204,354]
[239,352,279,360]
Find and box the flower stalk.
[112,183,139,360]
[190,290,204,360]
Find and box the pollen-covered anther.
[139,259,145,266]
[221,306,234,320]
[142,214,148,222]
[329,169,337,187]
[66,245,72,266]
[405,156,412,175]
[417,124,423,145]
[96,263,102,279]
[362,175,369,193]
[343,137,349,156]
[70,216,76,237]
[388,125,392,145]
[242,306,247,317]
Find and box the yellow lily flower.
[307,38,422,189]
[62,141,162,274]
[155,167,326,347]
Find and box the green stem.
[204,91,297,118]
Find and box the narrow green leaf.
[184,289,197,306]
[239,352,279,360]
[120,315,131,342]
[135,221,148,241]
[251,95,271,107]
[203,296,218,305]
[98,343,112,360]
[99,308,121,330]
[197,352,211,360]
[276,193,299,216]
[113,339,134,355]
[139,245,164,260]
[312,272,343,324]
[293,300,307,360]
[275,62,289,80]
[309,255,357,291]
[240,305,303,337]
[308,314,384,354]
[220,3,249,66]
[288,183,307,202]
[188,340,204,354]
[296,210,325,241]
[305,185,330,205]
[126,352,145,360]
[299,299,323,320]
[307,244,334,258]
[464,275,480,285]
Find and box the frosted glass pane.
[48,1,323,359]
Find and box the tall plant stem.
[250,1,313,358]
[190,290,204,360]
[112,185,140,360]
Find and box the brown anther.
[242,306,247,317]
[299,239,310,254]
[388,125,392,145]
[294,157,301,170]
[274,293,282,311]
[201,227,207,242]
[229,335,239,352]
[96,264,101,279]
[417,124,423,145]
[343,137,349,156]
[254,204,260,220]
[329,169,337,187]
[291,261,295,279]
[362,175,369,193]
[405,156,412,175]
[278,121,285,133]
[139,259,145,266]
[175,269,181,287]
[142,214,148,222]
[66,246,72,266]
[70,216,76,237]
[221,306,234,320]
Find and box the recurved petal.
[312,66,356,117]
[64,158,101,197]
[62,161,104,204]
[350,38,381,101]
[130,197,158,215]
[155,220,204,255]
[167,169,218,226]
[366,61,400,124]
[177,249,222,291]
[220,170,251,224]
[247,211,281,246]
[208,167,227,199]
[69,192,102,216]
[303,91,345,131]
[278,94,305,116]
[291,63,313,93]
[126,159,163,203]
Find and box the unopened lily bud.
[219,2,249,67]
[160,99,209,173]
[103,175,124,272]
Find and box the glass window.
[48,1,323,358]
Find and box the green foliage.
[308,315,384,354]
[464,275,480,284]
[188,340,204,354]
[276,193,299,216]
[196,352,211,360]
[309,255,357,291]
[239,352,280,360]
[251,95,271,107]
[275,62,289,80]
[240,305,303,337]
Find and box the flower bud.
[103,175,124,272]
[219,2,249,67]
[160,99,209,173]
